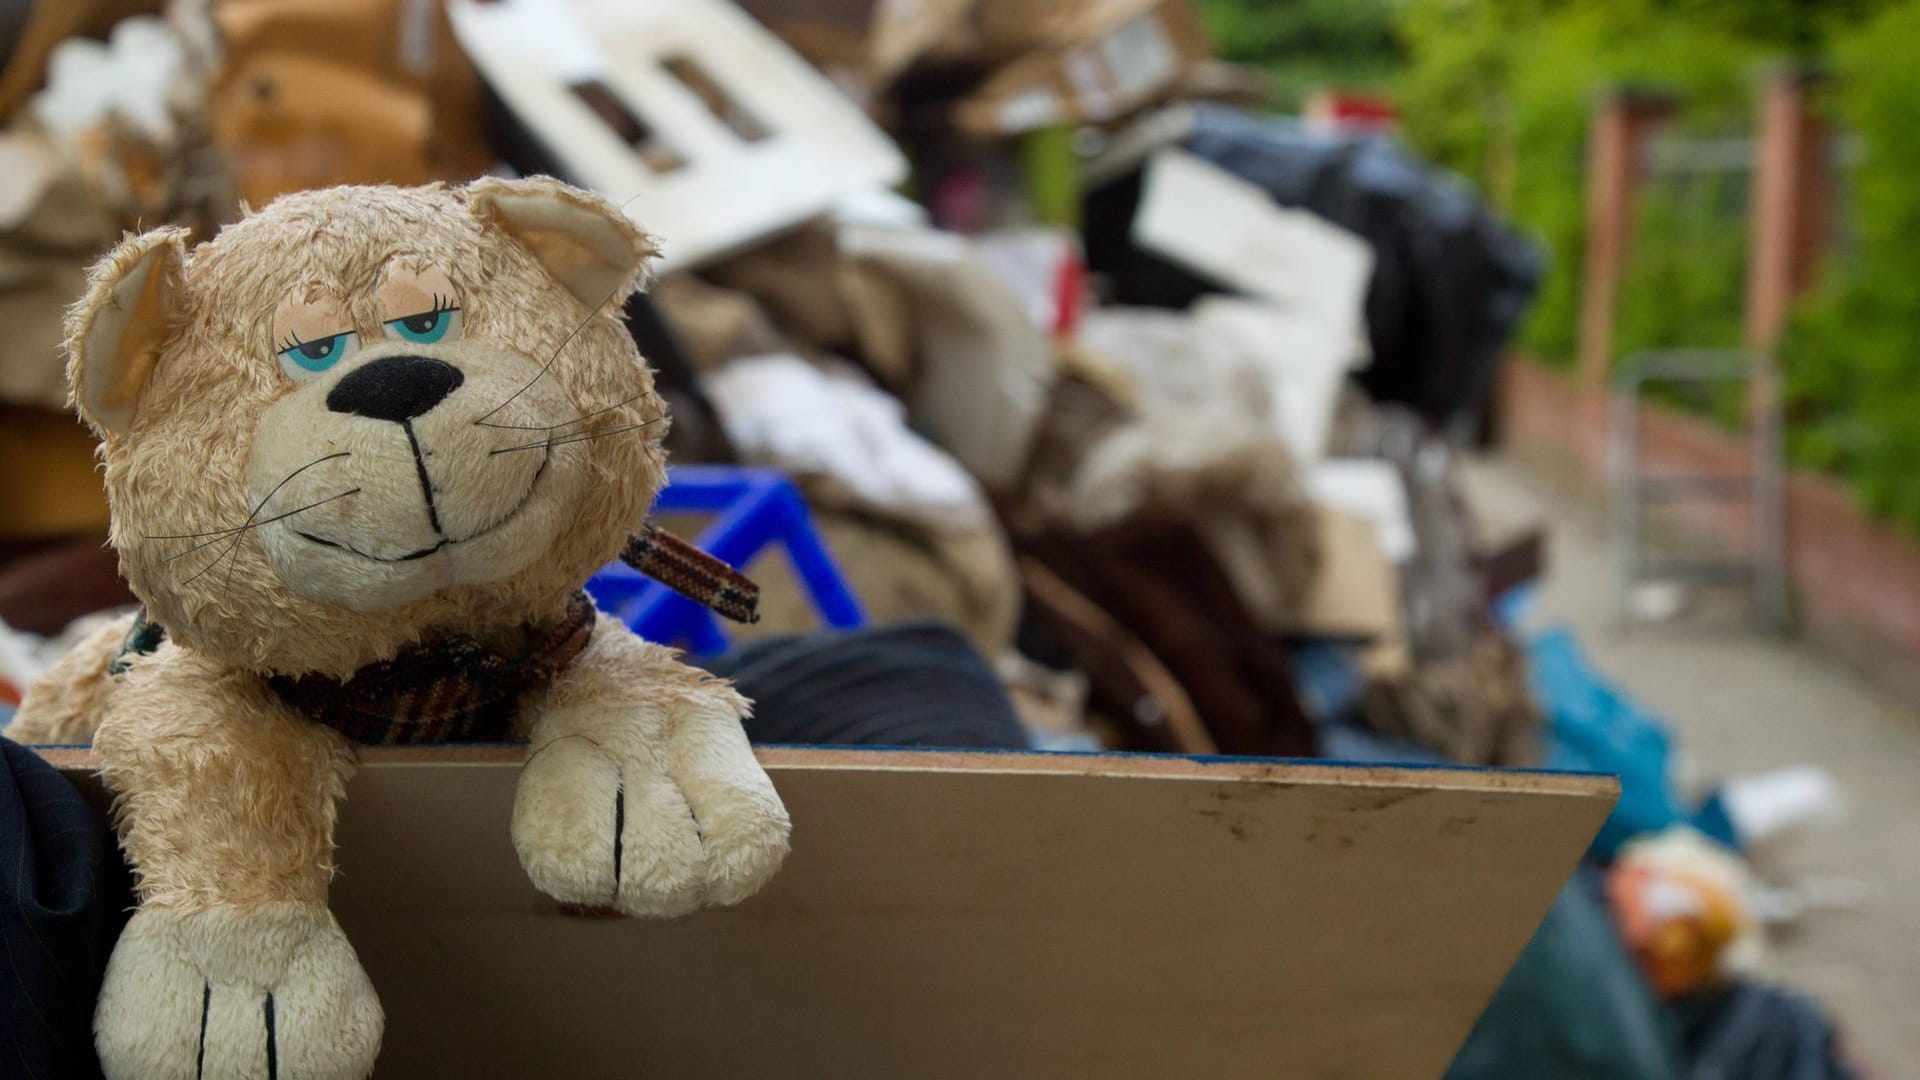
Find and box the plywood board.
[46,746,1614,1079]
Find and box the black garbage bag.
[1675,981,1861,1080]
[1,737,134,1080]
[703,621,1030,749]
[1083,104,1545,430]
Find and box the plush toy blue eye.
[277,331,360,380]
[383,306,462,345]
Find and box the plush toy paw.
[95,903,382,1080]
[513,701,790,918]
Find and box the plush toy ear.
[467,176,661,311]
[65,226,190,438]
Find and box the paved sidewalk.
[1467,456,1920,1075]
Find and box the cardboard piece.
[44,745,1615,1078]
[1308,458,1416,564]
[969,0,1104,62]
[1288,505,1411,677]
[953,0,1208,136]
[449,0,906,272]
[706,222,919,387]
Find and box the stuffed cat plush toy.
[5,177,791,1079]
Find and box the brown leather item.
[0,405,111,539]
[1016,516,1314,759]
[1017,556,1213,755]
[1478,528,1547,605]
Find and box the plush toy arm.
[3,611,135,745]
[513,617,790,917]
[96,651,356,908]
[91,650,381,1080]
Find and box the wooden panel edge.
[33,744,1619,801]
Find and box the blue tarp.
[1528,625,1739,856]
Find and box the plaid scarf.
[110,592,596,744]
[265,590,598,745]
[108,526,758,745]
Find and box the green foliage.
[1197,0,1402,109]
[1397,0,1920,532]
[1396,2,1765,360]
[1778,0,1920,531]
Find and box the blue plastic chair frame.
[587,466,866,655]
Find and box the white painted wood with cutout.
[449,0,906,272]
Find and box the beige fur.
[6,612,133,744]
[514,620,788,917]
[97,904,381,1080]
[7,178,789,1080]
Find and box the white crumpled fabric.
[705,353,992,535]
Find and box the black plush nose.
[326,355,464,423]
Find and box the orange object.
[208,0,492,207]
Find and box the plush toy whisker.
[488,417,662,456]
[165,487,361,563]
[471,391,659,433]
[144,452,352,541]
[170,489,362,588]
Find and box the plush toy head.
[67,178,666,677]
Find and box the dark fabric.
[1674,982,1861,1080]
[1082,104,1544,428]
[1,737,132,1080]
[266,591,597,744]
[704,622,1028,749]
[1015,518,1315,759]
[621,524,760,625]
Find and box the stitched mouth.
[295,446,550,563]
